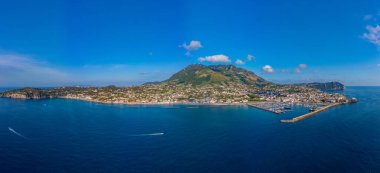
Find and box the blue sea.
[0,87,379,173]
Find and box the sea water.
[0,87,379,172]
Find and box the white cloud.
[293,64,308,74]
[0,54,68,86]
[247,54,255,61]
[362,25,380,47]
[235,59,245,65]
[364,14,373,20]
[179,40,202,56]
[262,65,274,73]
[299,64,307,69]
[198,54,231,63]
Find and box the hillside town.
[0,64,354,118]
[1,82,349,106]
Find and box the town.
[1,82,349,106]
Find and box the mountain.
[163,64,270,87]
[297,82,345,91]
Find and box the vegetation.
[164,64,270,87]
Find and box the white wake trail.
[8,127,28,139]
[128,133,164,136]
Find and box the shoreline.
[57,96,249,106]
[0,96,247,106]
[280,103,343,123]
[0,97,346,123]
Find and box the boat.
[350,97,358,103]
[275,109,284,114]
[309,106,317,112]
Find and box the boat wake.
[8,127,28,139]
[128,133,164,136]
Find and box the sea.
[0,87,379,173]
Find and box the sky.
[0,0,380,86]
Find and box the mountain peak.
[165,64,270,87]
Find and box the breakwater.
[280,103,343,123]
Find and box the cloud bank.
[0,54,68,86]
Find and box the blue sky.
[0,0,380,86]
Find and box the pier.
[280,103,342,123]
[247,103,283,114]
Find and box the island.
[0,64,356,122]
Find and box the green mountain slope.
[164,64,270,87]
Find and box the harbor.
[248,102,312,114]
[280,103,343,123]
[248,100,357,123]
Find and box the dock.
[280,103,342,123]
[247,103,283,114]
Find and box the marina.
[280,103,343,123]
[248,101,353,123]
[248,102,312,114]
[247,103,286,114]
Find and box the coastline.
[0,96,246,106]
[0,96,347,123]
[58,96,247,106]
